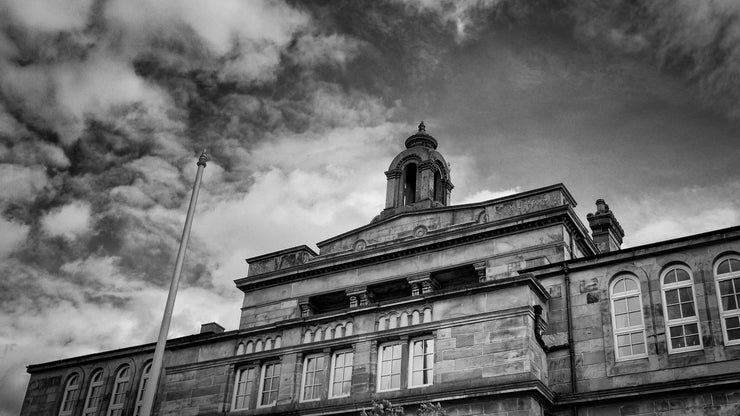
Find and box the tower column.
[384,169,401,209]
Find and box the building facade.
[21,124,740,416]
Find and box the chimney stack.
[587,199,625,253]
[200,322,225,335]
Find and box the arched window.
[610,275,647,360]
[661,265,703,353]
[715,255,740,345]
[107,366,131,416]
[402,163,417,205]
[83,369,105,416]
[236,343,245,355]
[133,362,152,416]
[433,170,443,203]
[59,373,80,416]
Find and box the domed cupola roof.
[404,121,438,150]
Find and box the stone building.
[21,124,740,416]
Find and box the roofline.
[235,205,592,291]
[523,224,740,276]
[245,244,318,264]
[26,328,240,373]
[316,183,576,248]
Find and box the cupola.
[378,122,453,220]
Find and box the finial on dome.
[418,120,426,133]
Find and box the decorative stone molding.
[407,273,437,295]
[474,261,488,283]
[346,286,374,308]
[298,297,315,318]
[353,240,367,251]
[235,335,282,355]
[377,306,433,330]
[302,320,354,344]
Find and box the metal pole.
[139,150,208,416]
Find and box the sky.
[1,0,739,414]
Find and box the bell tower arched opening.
[403,163,417,205]
[433,170,443,204]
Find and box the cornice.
[236,205,589,293]
[555,371,740,406]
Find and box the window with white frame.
[59,373,80,416]
[232,366,257,410]
[610,275,647,360]
[377,342,403,392]
[329,350,353,398]
[83,369,105,416]
[661,265,702,353]
[106,366,131,416]
[715,255,740,345]
[258,362,281,407]
[133,362,152,416]
[301,355,326,402]
[409,337,434,387]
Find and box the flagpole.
[139,150,208,416]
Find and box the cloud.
[41,201,92,240]
[621,183,740,247]
[0,164,49,204]
[2,0,93,32]
[0,216,29,258]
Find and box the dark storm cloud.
[1,1,739,415]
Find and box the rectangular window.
[301,355,325,402]
[258,362,281,407]
[409,338,434,387]
[378,343,403,392]
[232,367,256,410]
[330,350,353,398]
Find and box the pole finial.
[418,120,426,133]
[197,149,208,167]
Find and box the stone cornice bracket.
[474,261,488,283]
[406,273,438,295]
[384,169,402,179]
[346,286,374,307]
[298,297,315,317]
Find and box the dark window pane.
[727,328,740,340]
[667,305,681,320]
[722,295,737,311]
[671,337,686,349]
[720,280,734,296]
[627,296,640,312]
[681,303,696,317]
[686,334,700,346]
[678,287,693,301]
[718,260,731,274]
[675,268,690,282]
[684,323,699,335]
[664,271,677,285]
[669,326,683,337]
[730,259,740,273]
[665,289,679,304]
[624,278,637,292]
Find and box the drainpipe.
[563,263,578,416]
